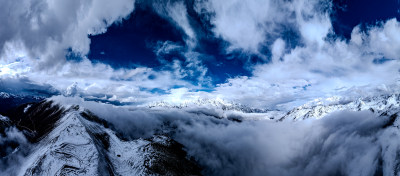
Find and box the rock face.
[1,101,201,176]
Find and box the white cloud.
[0,0,201,105]
[271,38,285,63]
[0,55,196,105]
[195,0,275,54]
[153,40,211,86]
[291,0,332,47]
[0,0,135,69]
[153,1,196,48]
[47,97,400,176]
[0,0,399,111]
[212,18,400,110]
[195,0,332,55]
[367,19,400,60]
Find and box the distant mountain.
[2,93,400,175]
[280,94,400,121]
[148,98,272,113]
[0,92,45,113]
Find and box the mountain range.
[1,93,400,175]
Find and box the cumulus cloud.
[194,0,331,55]
[195,0,278,54]
[213,18,400,110]
[0,55,198,105]
[361,19,400,60]
[0,0,210,107]
[0,0,135,70]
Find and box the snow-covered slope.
[3,93,400,175]
[20,111,100,175]
[148,98,285,121]
[148,98,271,113]
[280,94,400,121]
[1,101,200,176]
[147,94,400,122]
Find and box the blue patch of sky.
[88,3,184,68]
[87,1,252,86]
[331,0,400,39]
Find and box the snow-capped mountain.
[1,101,200,176]
[280,93,400,121]
[148,98,271,113]
[2,93,400,175]
[147,98,286,121]
[0,91,46,113]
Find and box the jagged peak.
[281,93,400,121]
[147,97,271,113]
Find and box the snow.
[23,104,32,113]
[0,92,11,98]
[18,104,160,176]
[106,129,150,175]
[19,112,99,176]
[147,97,284,121]
[0,114,9,121]
[281,94,400,121]
[14,92,400,175]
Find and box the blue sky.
[85,0,400,87]
[0,0,399,109]
[87,1,252,84]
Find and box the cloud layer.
[50,96,400,176]
[0,0,399,110]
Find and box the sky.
[0,0,399,110]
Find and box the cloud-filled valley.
[0,0,399,175]
[3,95,400,175]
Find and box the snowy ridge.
[147,98,285,121]
[281,93,400,121]
[0,91,45,100]
[148,98,271,113]
[5,93,400,175]
[18,109,151,175]
[11,101,201,176]
[20,111,100,175]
